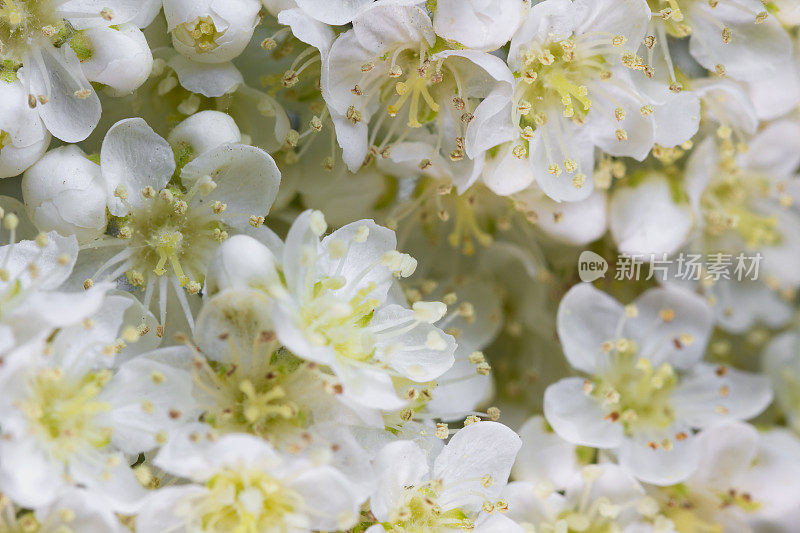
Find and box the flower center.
[173,16,223,54]
[194,353,310,441]
[591,342,678,435]
[20,367,113,459]
[658,483,760,533]
[117,187,228,293]
[194,469,303,532]
[384,51,443,128]
[299,280,380,362]
[647,0,687,24]
[701,166,782,249]
[0,0,66,63]
[386,484,473,532]
[515,39,601,128]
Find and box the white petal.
[0,132,50,179]
[0,437,61,508]
[690,421,759,488]
[181,143,281,230]
[22,44,101,142]
[373,306,456,382]
[22,145,107,242]
[530,188,608,246]
[738,119,800,178]
[289,465,363,530]
[623,286,713,369]
[573,0,650,44]
[673,363,773,427]
[277,8,336,55]
[692,78,758,135]
[0,80,46,147]
[294,0,374,25]
[564,463,643,508]
[481,142,536,196]
[616,427,700,486]
[370,440,429,521]
[351,4,435,54]
[332,358,407,410]
[194,288,275,366]
[609,174,693,257]
[557,283,623,374]
[59,0,142,28]
[653,90,701,148]
[101,118,175,216]
[512,415,577,490]
[167,110,242,157]
[434,421,521,512]
[543,377,624,448]
[100,347,199,455]
[530,123,595,203]
[433,0,525,52]
[168,55,244,97]
[508,0,574,68]
[318,219,397,300]
[687,0,792,81]
[205,234,280,295]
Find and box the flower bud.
[78,24,154,96]
[164,0,261,64]
[22,146,107,242]
[168,111,241,159]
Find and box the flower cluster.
[0,0,799,531]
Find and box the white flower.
[432,0,527,52]
[505,463,650,532]
[0,230,109,353]
[22,145,108,243]
[645,422,800,532]
[488,0,699,201]
[0,487,127,532]
[544,283,772,485]
[147,287,378,499]
[0,294,197,511]
[207,210,457,410]
[665,121,800,332]
[137,432,364,532]
[164,0,261,64]
[321,1,515,182]
[367,421,523,532]
[1,0,153,142]
[0,78,50,178]
[76,115,280,333]
[645,0,792,83]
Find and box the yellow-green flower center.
[515,39,601,127]
[701,165,782,249]
[117,188,228,292]
[194,353,310,441]
[299,280,379,362]
[591,342,678,435]
[173,16,223,54]
[21,367,113,459]
[196,469,303,532]
[0,0,66,63]
[383,484,472,533]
